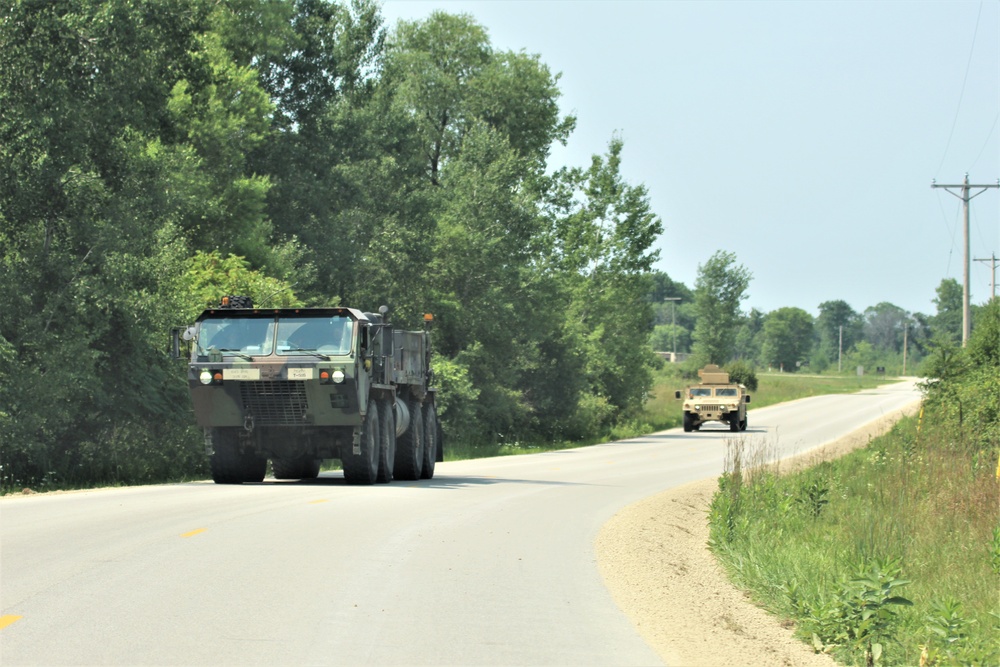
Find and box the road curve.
[0,380,921,666]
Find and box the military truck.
[170,296,441,485]
[675,364,750,433]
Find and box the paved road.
[0,380,921,666]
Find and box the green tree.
[550,137,663,419]
[760,307,814,372]
[690,251,752,366]
[863,302,907,352]
[385,11,573,185]
[733,308,765,363]
[931,278,963,344]
[816,300,862,365]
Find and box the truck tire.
[393,398,424,481]
[343,401,380,485]
[740,416,748,431]
[682,412,695,433]
[272,457,320,480]
[729,414,740,432]
[420,401,438,480]
[377,398,396,484]
[210,428,266,484]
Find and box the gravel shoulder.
[595,402,921,667]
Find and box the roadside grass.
[707,416,999,667]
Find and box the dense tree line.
[649,257,987,378]
[0,0,663,490]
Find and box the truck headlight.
[332,370,345,383]
[199,370,213,385]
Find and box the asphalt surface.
[0,379,921,666]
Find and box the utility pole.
[903,321,908,376]
[838,325,843,373]
[664,298,681,361]
[931,174,999,346]
[974,253,998,300]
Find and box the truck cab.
[171,297,439,485]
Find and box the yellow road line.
[309,499,329,504]
[180,528,207,538]
[0,615,22,630]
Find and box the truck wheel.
[729,415,740,432]
[740,417,748,431]
[377,398,396,483]
[393,398,424,481]
[210,428,266,484]
[272,457,320,480]
[682,412,694,433]
[343,401,380,484]
[420,401,438,480]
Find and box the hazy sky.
[380,0,999,317]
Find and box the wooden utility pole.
[974,253,998,301]
[931,174,999,346]
[838,325,843,373]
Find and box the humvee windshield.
[716,388,738,397]
[690,388,712,397]
[197,315,354,358]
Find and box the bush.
[726,359,759,391]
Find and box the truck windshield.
[690,388,712,397]
[197,317,274,357]
[276,316,353,356]
[716,388,738,397]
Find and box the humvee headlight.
[694,404,701,410]
[199,370,213,385]
[332,370,345,384]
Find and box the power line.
[968,111,998,173]
[934,0,986,178]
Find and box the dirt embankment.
[596,404,920,667]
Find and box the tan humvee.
[674,364,750,432]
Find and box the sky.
[380,0,999,317]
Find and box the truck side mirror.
[674,390,682,399]
[745,395,751,403]
[170,327,183,359]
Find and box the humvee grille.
[698,404,724,412]
[239,381,309,425]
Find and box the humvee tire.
[683,412,695,433]
[343,401,380,485]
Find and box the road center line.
[0,615,22,630]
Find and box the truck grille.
[698,404,724,413]
[239,381,309,425]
